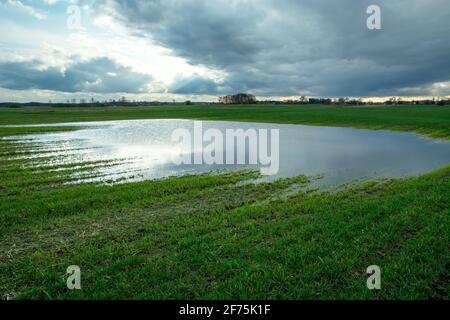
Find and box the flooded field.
[3,119,450,185]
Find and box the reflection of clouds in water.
[112,144,179,166]
[7,119,450,186]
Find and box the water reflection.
[4,119,450,185]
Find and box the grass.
[0,105,449,300]
[0,104,449,139]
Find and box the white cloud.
[6,0,47,20]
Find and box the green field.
[1,104,449,138]
[0,105,449,300]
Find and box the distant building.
[219,93,257,104]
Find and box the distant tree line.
[1,95,449,108]
[257,96,450,106]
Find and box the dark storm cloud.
[0,57,152,93]
[169,76,225,94]
[96,0,450,97]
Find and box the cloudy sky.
[0,0,449,102]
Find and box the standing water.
[3,119,450,185]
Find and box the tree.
[337,97,348,105]
[388,97,399,105]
